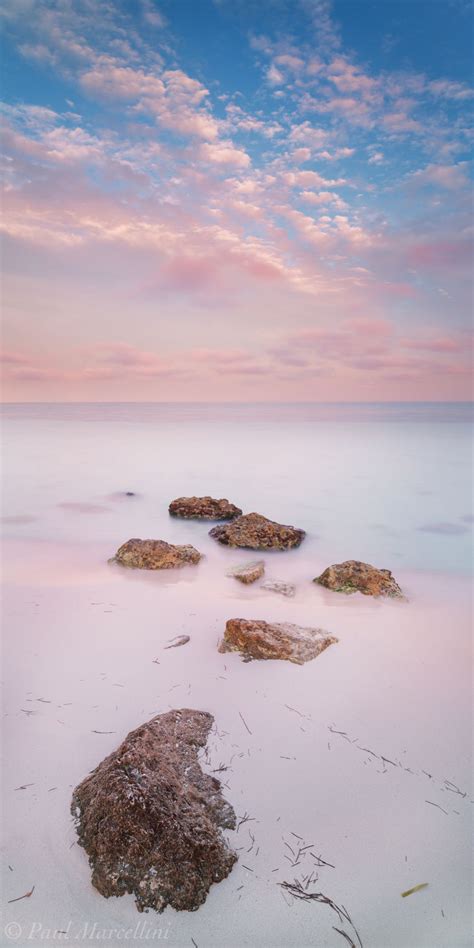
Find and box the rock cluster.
[314,560,403,598]
[218,618,337,665]
[71,709,237,914]
[111,538,201,569]
[169,496,242,520]
[210,512,305,551]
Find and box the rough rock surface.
[227,561,265,584]
[111,538,201,569]
[209,513,305,550]
[314,560,404,598]
[261,580,296,598]
[169,496,242,520]
[71,709,237,913]
[218,618,337,665]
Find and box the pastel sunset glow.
[1,0,472,401]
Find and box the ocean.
[1,401,472,574]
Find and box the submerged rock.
[111,538,201,569]
[218,618,337,665]
[71,709,237,913]
[210,513,305,551]
[169,496,242,520]
[314,560,403,598]
[227,560,265,584]
[261,580,296,598]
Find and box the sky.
[1,0,473,402]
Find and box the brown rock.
[209,513,305,551]
[218,618,337,665]
[71,709,236,913]
[314,560,404,598]
[111,538,201,569]
[227,560,265,584]
[169,496,242,520]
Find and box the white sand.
[1,537,472,947]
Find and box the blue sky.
[1,0,472,401]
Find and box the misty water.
[1,401,473,574]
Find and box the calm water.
[1,402,472,574]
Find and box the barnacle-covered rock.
[71,710,236,913]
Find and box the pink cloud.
[409,162,470,190]
[0,350,31,365]
[198,140,251,169]
[266,64,284,85]
[327,57,379,96]
[428,79,473,101]
[400,335,464,353]
[274,54,305,72]
[300,189,347,210]
[408,237,472,270]
[283,170,346,188]
[80,62,221,141]
[382,111,421,134]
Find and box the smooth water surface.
[1,402,472,574]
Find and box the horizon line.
[1,399,473,407]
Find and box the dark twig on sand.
[425,800,448,815]
[238,711,252,735]
[311,853,336,869]
[443,780,466,798]
[8,886,35,904]
[237,811,254,830]
[279,881,363,948]
[285,704,308,719]
[333,926,357,948]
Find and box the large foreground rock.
[218,618,337,665]
[111,538,201,569]
[210,513,305,551]
[314,560,403,598]
[71,710,236,913]
[169,496,242,520]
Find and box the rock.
[164,635,190,649]
[111,538,201,569]
[227,561,265,584]
[169,496,242,520]
[71,709,237,913]
[314,560,404,598]
[218,618,337,665]
[210,513,305,551]
[261,580,296,598]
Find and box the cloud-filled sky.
[1,0,472,401]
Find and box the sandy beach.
[2,528,472,947]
